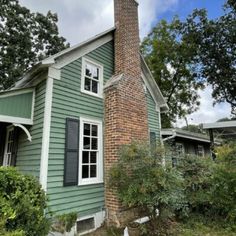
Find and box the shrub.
[210,143,236,223]
[177,155,214,217]
[0,167,50,236]
[109,142,186,235]
[52,212,77,234]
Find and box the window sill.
[78,180,104,186]
[81,89,103,99]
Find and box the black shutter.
[150,131,156,149]
[0,124,6,166]
[10,128,19,167]
[64,118,80,186]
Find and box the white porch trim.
[39,77,53,191]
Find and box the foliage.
[181,0,236,114]
[141,18,204,127]
[181,124,203,134]
[210,143,236,223]
[0,0,69,90]
[0,167,50,236]
[109,142,186,235]
[177,155,214,217]
[52,212,77,234]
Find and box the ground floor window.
[3,126,14,166]
[197,145,204,157]
[79,118,103,185]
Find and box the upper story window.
[81,58,103,98]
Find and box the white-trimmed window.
[176,143,184,156]
[79,118,103,185]
[197,145,204,157]
[81,58,103,98]
[3,126,14,166]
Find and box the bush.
[0,167,50,236]
[177,155,214,217]
[109,142,186,235]
[210,143,236,223]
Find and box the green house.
[0,0,168,234]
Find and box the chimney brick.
[104,0,149,226]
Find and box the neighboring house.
[0,0,168,233]
[161,129,220,158]
[203,120,236,142]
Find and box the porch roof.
[0,88,35,125]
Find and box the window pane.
[91,138,98,150]
[92,125,98,137]
[82,165,89,178]
[90,152,97,163]
[84,123,90,136]
[84,137,90,149]
[86,63,99,80]
[93,68,99,80]
[92,80,98,94]
[90,165,97,178]
[82,151,89,163]
[84,77,91,91]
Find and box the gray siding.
[47,41,114,216]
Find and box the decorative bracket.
[13,123,32,142]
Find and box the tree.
[0,0,69,90]
[181,124,203,134]
[182,0,236,114]
[141,19,204,128]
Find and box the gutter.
[162,130,176,142]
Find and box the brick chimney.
[104,0,149,226]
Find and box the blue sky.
[18,0,232,126]
[159,0,226,22]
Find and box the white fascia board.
[14,63,51,89]
[161,129,211,143]
[42,27,115,66]
[176,133,211,143]
[140,55,169,112]
[40,77,53,191]
[0,87,34,97]
[52,32,113,69]
[0,115,33,125]
[203,121,236,129]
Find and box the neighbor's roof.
[202,121,236,138]
[161,128,221,144]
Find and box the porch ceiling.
[0,88,35,125]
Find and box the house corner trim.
[40,78,53,191]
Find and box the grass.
[176,218,236,236]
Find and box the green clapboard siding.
[0,91,33,119]
[16,81,46,178]
[47,40,114,216]
[147,89,161,141]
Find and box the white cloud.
[177,86,232,127]
[19,0,178,45]
[18,0,230,125]
[139,0,178,38]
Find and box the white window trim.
[3,125,14,167]
[176,142,185,156]
[81,57,103,98]
[78,117,103,186]
[197,145,205,157]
